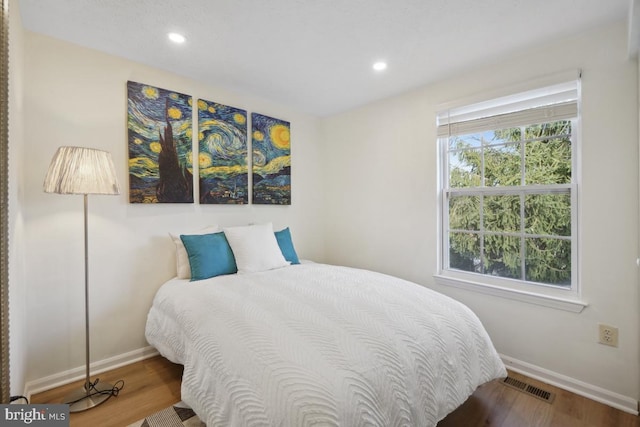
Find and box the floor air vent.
[502,376,555,403]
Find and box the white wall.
[21,32,325,383]
[321,22,640,406]
[8,0,26,396]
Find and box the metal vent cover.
[502,376,556,403]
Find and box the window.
[436,80,583,308]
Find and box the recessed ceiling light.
[168,32,186,44]
[373,61,387,71]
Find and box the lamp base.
[63,380,114,412]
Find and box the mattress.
[146,263,506,426]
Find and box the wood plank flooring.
[439,370,639,427]
[31,356,183,427]
[31,355,638,427]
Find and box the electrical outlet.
[598,324,619,347]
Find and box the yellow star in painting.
[270,124,290,149]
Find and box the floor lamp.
[43,146,120,412]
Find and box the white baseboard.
[24,346,159,401]
[501,354,639,415]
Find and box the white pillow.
[169,225,219,279]
[223,223,290,273]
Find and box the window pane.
[449,149,481,188]
[449,231,481,273]
[525,237,571,286]
[524,120,571,185]
[525,138,571,185]
[485,127,521,145]
[525,194,571,236]
[484,195,520,232]
[484,234,521,279]
[525,120,571,139]
[449,195,480,231]
[483,144,520,186]
[449,133,482,150]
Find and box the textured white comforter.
[146,263,506,427]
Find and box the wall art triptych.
[126,81,290,205]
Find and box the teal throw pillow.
[180,232,238,281]
[275,227,300,265]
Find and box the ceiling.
[18,0,631,117]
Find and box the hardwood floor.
[439,370,639,427]
[31,356,639,427]
[31,356,183,427]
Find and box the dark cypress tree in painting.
[156,100,193,203]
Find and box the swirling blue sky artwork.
[197,99,248,204]
[127,81,193,203]
[251,113,291,205]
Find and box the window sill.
[433,274,587,313]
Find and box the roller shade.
[437,80,579,138]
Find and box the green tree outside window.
[447,120,572,286]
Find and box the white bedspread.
[146,263,506,427]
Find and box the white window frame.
[434,75,587,313]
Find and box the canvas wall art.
[251,113,291,205]
[127,81,194,203]
[197,99,248,204]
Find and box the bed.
[146,258,506,426]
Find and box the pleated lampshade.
[43,146,120,195]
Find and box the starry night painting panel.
[127,81,194,203]
[198,99,248,204]
[251,113,291,205]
